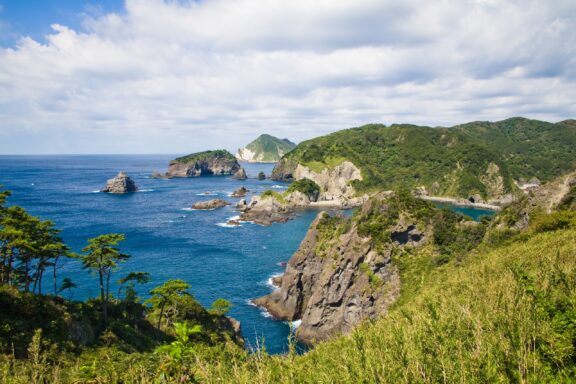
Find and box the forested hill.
[272,117,576,201]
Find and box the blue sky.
[0,0,575,154]
[0,0,123,45]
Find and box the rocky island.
[100,171,138,193]
[154,150,244,178]
[236,134,296,163]
[192,199,230,210]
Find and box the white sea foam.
[91,190,101,193]
[271,185,287,189]
[181,207,196,211]
[137,189,155,193]
[266,273,283,290]
[290,319,302,329]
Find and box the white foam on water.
[290,319,302,329]
[137,189,155,193]
[271,185,287,189]
[181,207,196,211]
[91,190,101,193]
[266,273,283,290]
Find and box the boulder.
[192,199,229,210]
[257,171,266,180]
[231,186,249,197]
[101,172,138,194]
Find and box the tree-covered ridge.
[237,134,296,162]
[172,149,236,164]
[274,117,576,200]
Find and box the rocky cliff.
[236,134,296,163]
[254,193,437,344]
[158,150,242,178]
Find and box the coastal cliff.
[156,150,243,178]
[254,192,447,344]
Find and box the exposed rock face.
[232,168,247,180]
[254,196,411,344]
[231,187,249,197]
[236,134,296,162]
[101,172,138,194]
[192,199,230,210]
[237,195,294,225]
[162,150,241,178]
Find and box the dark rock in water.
[231,186,249,197]
[165,150,241,178]
[232,168,247,180]
[226,219,241,226]
[257,171,266,180]
[192,199,229,210]
[101,172,138,194]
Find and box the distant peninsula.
[153,149,244,178]
[236,134,296,163]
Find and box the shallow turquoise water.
[0,155,495,353]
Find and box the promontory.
[154,150,244,178]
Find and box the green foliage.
[286,178,320,199]
[558,184,576,211]
[80,233,130,325]
[173,149,236,164]
[530,210,576,233]
[260,190,286,203]
[276,118,576,199]
[209,298,233,316]
[145,279,192,330]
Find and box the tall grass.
[2,229,575,383]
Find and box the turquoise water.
[434,203,496,221]
[0,155,496,353]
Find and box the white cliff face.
[236,147,258,162]
[293,161,362,202]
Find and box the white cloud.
[0,0,575,154]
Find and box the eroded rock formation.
[101,172,138,194]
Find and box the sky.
[0,0,574,155]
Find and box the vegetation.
[2,171,576,382]
[286,178,320,200]
[239,134,296,162]
[172,150,236,164]
[260,190,287,203]
[274,117,576,199]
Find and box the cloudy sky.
[0,0,574,154]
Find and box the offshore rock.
[192,199,230,210]
[238,195,294,225]
[232,168,247,180]
[231,186,249,197]
[257,171,266,180]
[101,172,138,194]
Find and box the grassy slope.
[275,118,576,199]
[244,134,296,162]
[2,215,575,383]
[200,228,576,383]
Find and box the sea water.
[0,155,495,354]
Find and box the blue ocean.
[0,155,494,354]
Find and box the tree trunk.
[157,300,166,330]
[53,255,59,295]
[99,269,107,325]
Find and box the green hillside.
[272,118,576,200]
[236,134,296,162]
[172,149,236,164]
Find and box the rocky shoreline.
[420,196,502,211]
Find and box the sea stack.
[192,199,230,210]
[101,172,138,194]
[232,168,247,180]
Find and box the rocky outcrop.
[159,150,241,178]
[237,194,294,225]
[192,199,229,210]
[231,187,249,197]
[257,171,266,180]
[254,194,419,344]
[232,168,247,180]
[101,172,138,193]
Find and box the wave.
[137,189,155,193]
[271,185,287,189]
[265,273,283,290]
[216,222,241,228]
[91,190,101,193]
[289,319,302,330]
